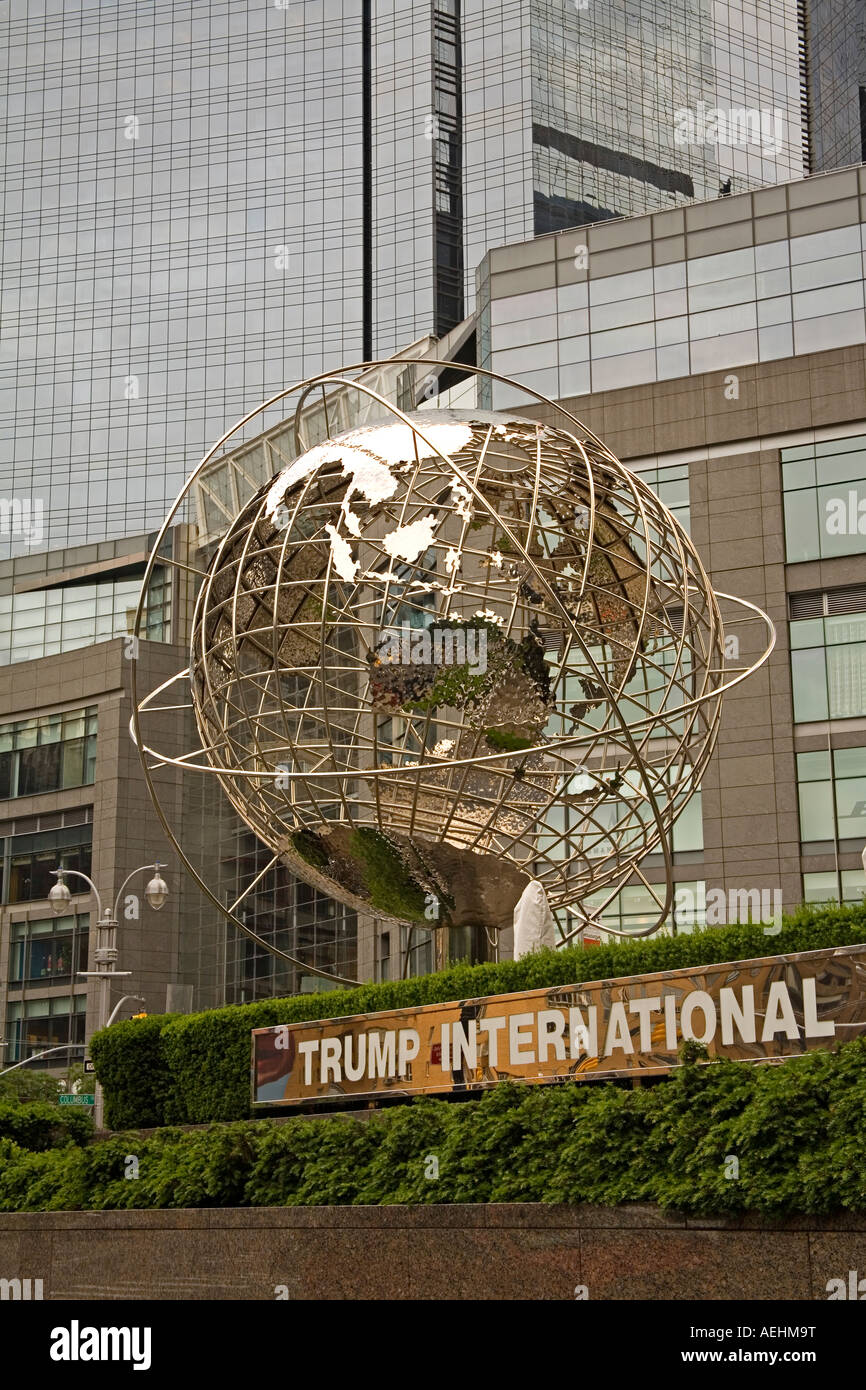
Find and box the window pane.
[790,618,824,651]
[784,489,819,563]
[834,747,866,777]
[0,706,96,800]
[818,483,866,559]
[782,435,866,562]
[798,780,834,840]
[803,871,840,904]
[791,648,828,721]
[62,738,85,788]
[673,792,703,851]
[841,870,866,904]
[797,750,831,781]
[17,742,62,796]
[835,776,866,838]
[826,634,866,719]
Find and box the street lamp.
[144,872,169,911]
[47,877,72,914]
[49,861,169,1129]
[0,1044,86,1078]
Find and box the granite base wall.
[1,1205,864,1300]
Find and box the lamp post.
[105,995,146,1028]
[0,1044,86,1078]
[48,862,169,1129]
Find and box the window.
[635,461,690,534]
[431,0,462,336]
[538,761,702,861]
[4,994,87,1065]
[376,715,425,768]
[220,825,357,1003]
[401,925,434,977]
[803,870,866,909]
[8,913,89,986]
[582,880,706,937]
[0,707,97,801]
[0,568,170,667]
[379,931,391,982]
[782,435,866,563]
[796,746,866,843]
[790,604,866,722]
[4,823,93,905]
[672,788,703,852]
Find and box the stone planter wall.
[1,1205,865,1300]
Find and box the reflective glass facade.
[803,869,866,905]
[633,461,690,534]
[3,994,87,1067]
[2,822,94,907]
[462,0,534,303]
[8,912,90,989]
[218,822,358,1004]
[2,0,807,559]
[0,568,170,666]
[1,0,366,557]
[806,0,866,170]
[582,879,706,936]
[531,0,804,235]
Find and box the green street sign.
[58,1094,95,1106]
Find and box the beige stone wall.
[0,637,221,1037]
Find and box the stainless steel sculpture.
[132,363,774,980]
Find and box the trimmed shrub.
[89,1013,175,1130]
[92,902,866,1128]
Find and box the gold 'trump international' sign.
[251,944,866,1109]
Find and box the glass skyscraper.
[1,0,807,561]
[529,0,806,231]
[805,0,866,170]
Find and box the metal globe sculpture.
[133,364,774,976]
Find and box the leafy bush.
[92,901,866,1128]
[4,1037,866,1214]
[0,1071,64,1105]
[0,1142,78,1212]
[0,1100,92,1152]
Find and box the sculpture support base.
[434,924,497,970]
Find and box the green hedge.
[3,1038,866,1214]
[89,1014,177,1129]
[91,902,866,1129]
[0,1101,92,1152]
